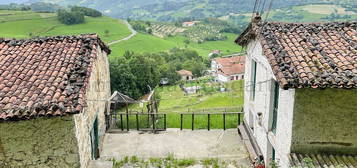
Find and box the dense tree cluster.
[129,20,151,33]
[57,6,102,25]
[57,9,85,25]
[110,48,207,99]
[71,6,102,17]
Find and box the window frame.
[250,60,257,101]
[271,81,280,134]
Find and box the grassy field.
[295,4,356,15]
[110,32,241,58]
[0,10,242,58]
[0,10,131,43]
[118,80,244,129]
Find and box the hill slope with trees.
[26,0,356,21]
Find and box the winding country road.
[108,20,137,46]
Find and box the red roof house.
[212,55,246,82]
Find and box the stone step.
[89,160,113,168]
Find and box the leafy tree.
[57,9,84,25]
[109,48,208,99]
[71,6,102,17]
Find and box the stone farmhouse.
[0,34,111,168]
[211,55,245,82]
[236,16,357,168]
[177,69,193,81]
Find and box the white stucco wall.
[243,40,295,168]
[217,73,244,82]
[217,73,229,82]
[73,46,111,168]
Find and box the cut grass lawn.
[0,10,131,43]
[114,112,243,130]
[118,80,244,129]
[156,80,244,112]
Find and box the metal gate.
[108,113,167,132]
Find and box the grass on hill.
[117,80,244,129]
[0,10,242,58]
[110,32,242,58]
[0,10,131,43]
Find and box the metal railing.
[108,113,166,131]
[180,112,243,131]
[107,111,244,132]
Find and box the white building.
[211,55,245,82]
[182,21,196,27]
[236,16,357,168]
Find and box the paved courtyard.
[99,129,250,167]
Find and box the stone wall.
[292,88,357,154]
[0,116,80,168]
[73,46,111,168]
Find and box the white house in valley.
[211,55,245,82]
[0,35,111,168]
[236,16,357,168]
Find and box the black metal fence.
[108,113,167,131]
[107,111,244,132]
[179,112,243,130]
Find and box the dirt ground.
[99,129,251,167]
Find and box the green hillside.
[110,33,241,58]
[26,0,356,22]
[0,10,131,43]
[0,10,242,58]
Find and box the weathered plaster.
[73,46,111,168]
[244,40,295,168]
[0,116,80,168]
[292,88,357,154]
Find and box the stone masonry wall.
[292,88,357,154]
[73,46,111,168]
[0,116,80,168]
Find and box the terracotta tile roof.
[214,56,246,67]
[290,153,357,168]
[177,70,193,76]
[219,63,245,76]
[0,34,110,121]
[236,20,357,89]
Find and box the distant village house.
[236,16,357,168]
[182,21,196,27]
[211,55,245,82]
[177,69,193,81]
[0,35,111,168]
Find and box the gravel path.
[108,20,137,46]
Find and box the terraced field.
[150,24,185,38]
